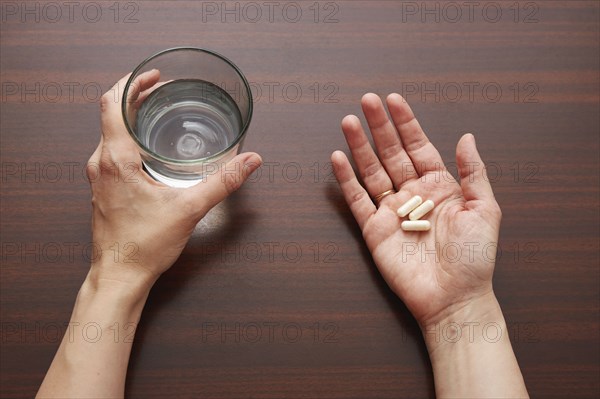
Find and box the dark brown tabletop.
[1,1,599,398]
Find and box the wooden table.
[1,1,598,397]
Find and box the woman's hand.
[87,71,262,290]
[332,93,501,328]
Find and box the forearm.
[37,270,152,398]
[423,292,528,399]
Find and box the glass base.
[143,163,204,188]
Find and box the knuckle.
[89,193,99,209]
[351,190,369,205]
[98,153,117,175]
[100,92,113,112]
[117,147,139,163]
[379,142,403,161]
[85,161,100,182]
[362,161,383,178]
[104,144,138,165]
[223,171,242,195]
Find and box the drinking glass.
[122,47,253,187]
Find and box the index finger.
[100,70,160,143]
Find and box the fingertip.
[341,114,360,131]
[466,133,476,147]
[362,92,378,101]
[386,92,405,106]
[129,69,162,97]
[457,133,477,154]
[246,152,263,172]
[330,151,353,183]
[114,73,133,95]
[331,150,347,165]
[233,152,263,174]
[388,92,409,110]
[244,151,262,164]
[252,152,263,164]
[361,92,381,111]
[462,132,475,142]
[145,68,161,82]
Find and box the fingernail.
[244,154,262,173]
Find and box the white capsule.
[409,199,435,221]
[401,220,431,231]
[397,195,423,217]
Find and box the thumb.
[456,133,495,203]
[183,152,263,218]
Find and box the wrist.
[421,292,506,355]
[419,293,529,398]
[88,253,158,290]
[81,263,155,309]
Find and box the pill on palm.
[409,200,435,220]
[401,220,431,231]
[397,195,423,217]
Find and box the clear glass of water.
[122,47,253,187]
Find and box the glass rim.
[121,46,254,165]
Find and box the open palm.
[332,94,502,327]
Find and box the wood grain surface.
[1,1,599,398]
